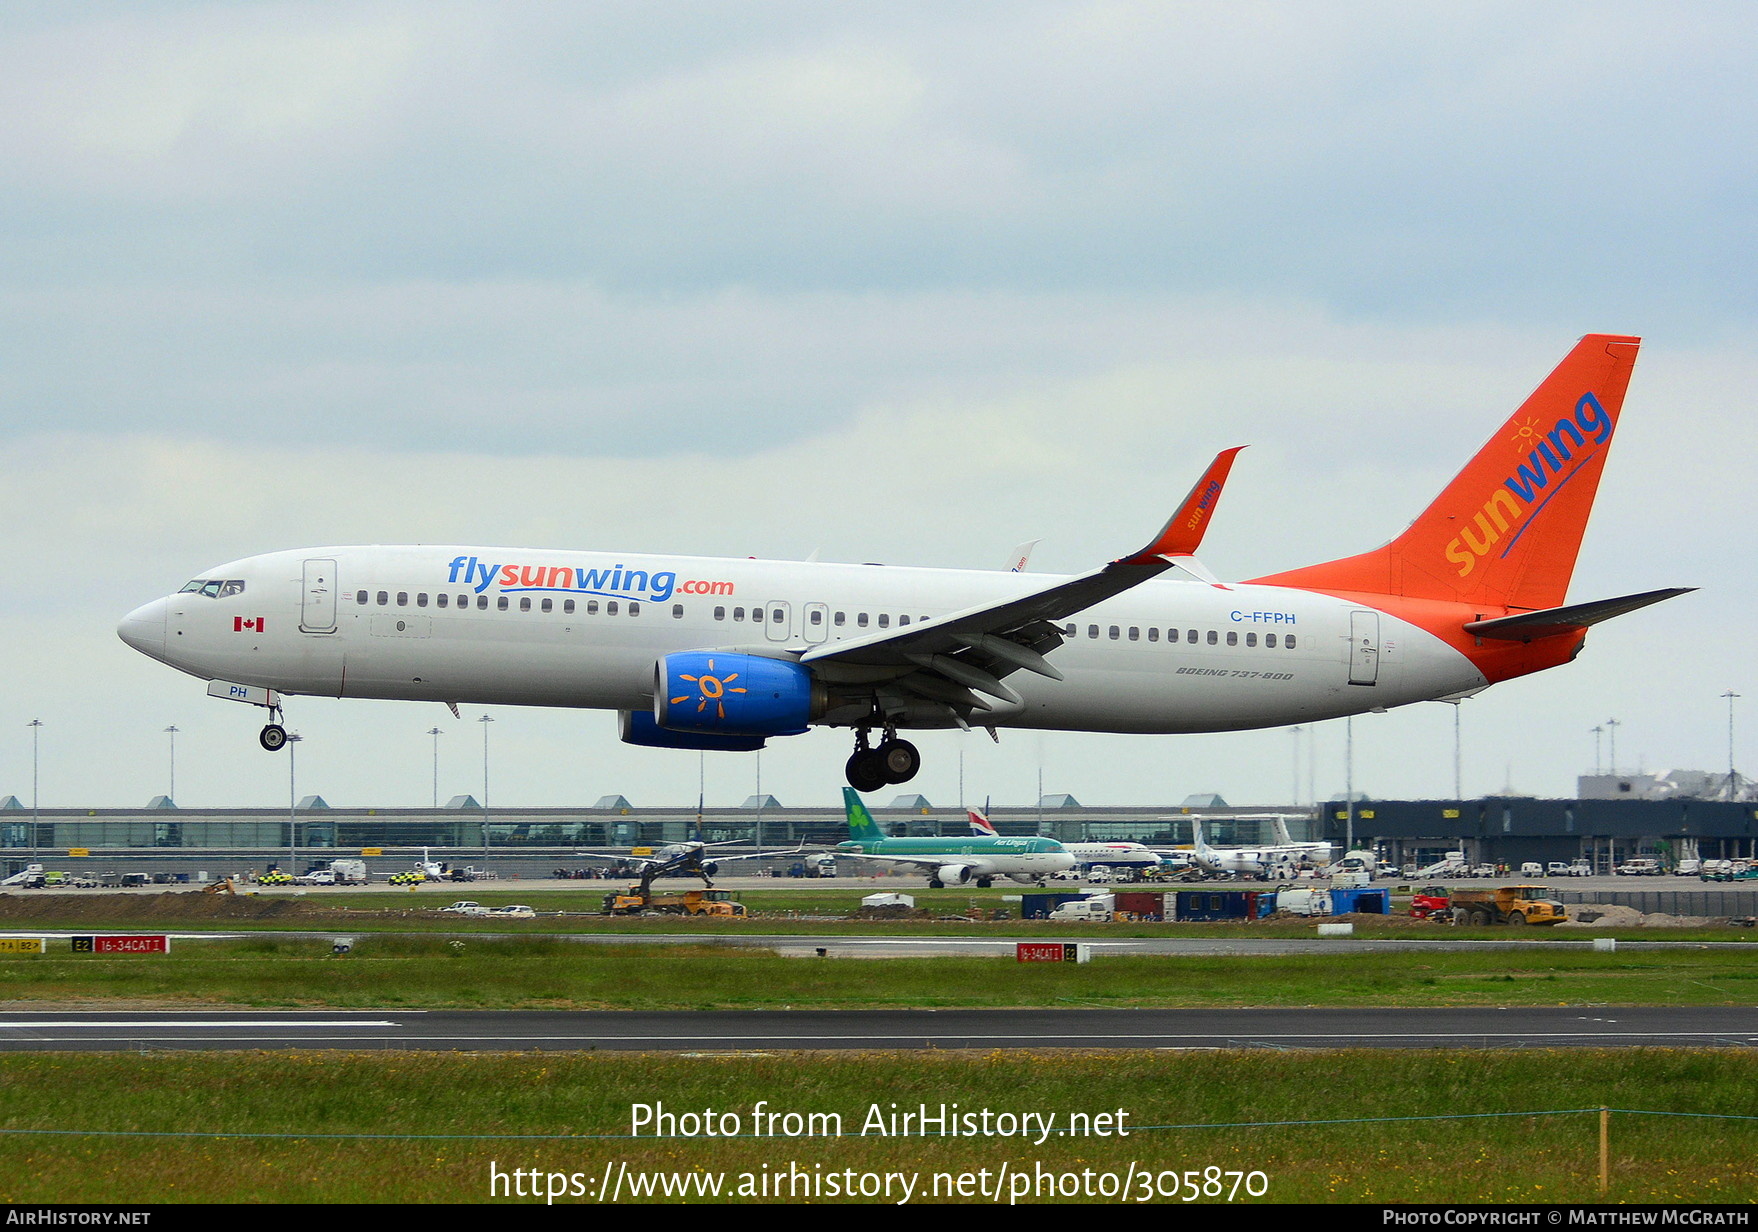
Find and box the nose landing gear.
[844,727,921,792]
[258,703,288,752]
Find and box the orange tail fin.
[1250,335,1640,611]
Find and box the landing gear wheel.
[878,738,920,784]
[845,748,888,793]
[259,724,288,752]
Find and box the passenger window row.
[711,607,928,629]
[345,590,1295,649]
[352,591,690,620]
[1063,623,1298,650]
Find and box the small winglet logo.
[1508,416,1544,451]
[671,658,746,721]
[233,617,265,633]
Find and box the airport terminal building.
[3,791,1756,880]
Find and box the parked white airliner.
[119,336,1688,792]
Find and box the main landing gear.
[845,727,920,793]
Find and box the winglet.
[1117,447,1246,566]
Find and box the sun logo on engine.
[673,659,746,721]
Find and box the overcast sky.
[1,1,1751,811]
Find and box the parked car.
[489,904,536,919]
[1616,858,1664,876]
[440,901,489,915]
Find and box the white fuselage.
[118,544,1489,734]
[1060,842,1163,869]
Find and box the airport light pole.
[1453,704,1462,800]
[695,750,705,843]
[1344,716,1355,854]
[427,727,443,809]
[1289,727,1302,806]
[1724,691,1742,800]
[163,725,179,804]
[1606,718,1621,777]
[285,733,302,872]
[1591,725,1604,776]
[478,714,493,862]
[27,719,42,860]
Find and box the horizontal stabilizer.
[1463,587,1694,642]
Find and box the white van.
[1049,895,1114,922]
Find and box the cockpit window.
[178,579,246,598]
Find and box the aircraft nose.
[117,597,169,659]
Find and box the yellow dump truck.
[1449,885,1567,926]
[604,887,748,917]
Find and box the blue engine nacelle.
[653,652,820,738]
[620,710,768,752]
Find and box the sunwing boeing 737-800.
[118,336,1689,792]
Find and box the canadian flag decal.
[234,616,265,633]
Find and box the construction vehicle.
[1409,885,1451,920]
[203,878,238,896]
[1448,885,1567,926]
[603,887,747,917]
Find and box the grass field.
[4,891,1756,1204]
[0,1050,1753,1204]
[4,935,1758,1010]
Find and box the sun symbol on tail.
[673,658,746,721]
[1509,416,1543,449]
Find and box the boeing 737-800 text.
[118,335,1688,791]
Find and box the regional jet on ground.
[832,789,1074,887]
[118,336,1689,791]
[966,809,1161,870]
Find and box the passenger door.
[300,559,338,633]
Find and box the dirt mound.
[0,892,358,923]
[1560,903,1724,928]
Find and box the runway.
[4,1006,1757,1053]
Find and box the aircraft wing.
[799,448,1244,714]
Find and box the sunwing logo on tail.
[1444,392,1612,579]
